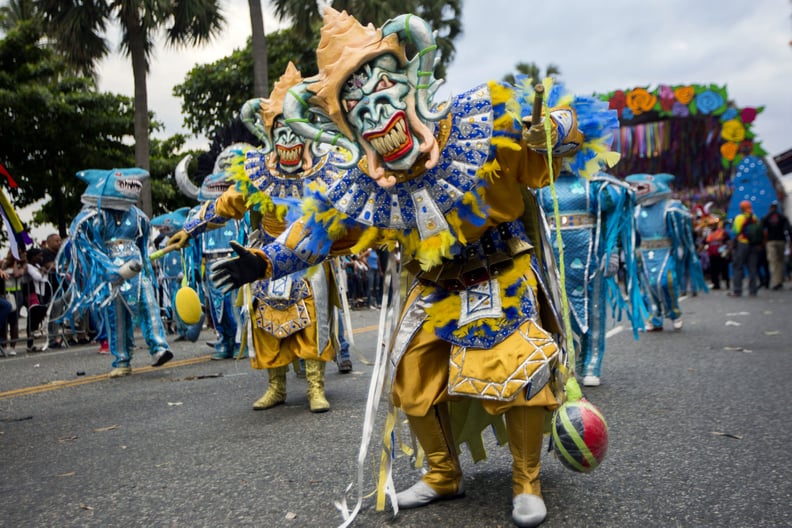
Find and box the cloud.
[441,0,792,154]
[94,0,791,155]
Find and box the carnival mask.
[282,8,449,188]
[272,116,305,175]
[340,56,418,172]
[625,173,675,206]
[77,168,148,211]
[151,207,191,235]
[175,143,252,202]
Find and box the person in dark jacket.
[761,201,791,290]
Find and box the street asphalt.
[1,286,790,527]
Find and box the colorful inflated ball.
[551,398,608,473]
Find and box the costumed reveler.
[151,207,204,341]
[169,63,344,413]
[626,173,708,331]
[535,86,645,387]
[207,9,619,527]
[53,168,173,377]
[174,136,251,360]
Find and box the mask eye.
[375,76,394,92]
[343,99,359,112]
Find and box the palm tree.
[503,62,562,86]
[248,0,268,97]
[0,0,39,32]
[271,0,320,39]
[35,0,224,215]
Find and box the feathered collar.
[302,83,519,270]
[228,149,346,220]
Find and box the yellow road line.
[355,324,378,334]
[0,355,213,399]
[0,324,379,400]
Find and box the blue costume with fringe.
[151,207,203,341]
[538,170,645,380]
[55,169,171,369]
[627,173,708,329]
[177,145,253,359]
[184,204,246,358]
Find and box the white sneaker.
[512,493,547,527]
[396,480,464,509]
[7,348,16,356]
[583,375,600,387]
[151,349,174,367]
[672,318,683,330]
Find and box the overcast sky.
[22,0,792,242]
[94,0,792,158]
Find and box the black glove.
[209,241,269,294]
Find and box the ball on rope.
[175,286,203,325]
[551,398,608,473]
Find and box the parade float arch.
[599,83,781,215]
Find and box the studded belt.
[546,212,596,229]
[404,219,534,291]
[641,237,672,249]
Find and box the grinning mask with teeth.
[77,168,149,211]
[625,173,675,206]
[341,56,424,175]
[271,116,305,176]
[281,8,448,188]
[240,62,313,176]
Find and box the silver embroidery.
[267,276,292,300]
[412,187,448,239]
[308,265,331,357]
[457,279,503,326]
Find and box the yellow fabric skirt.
[247,294,335,369]
[391,279,561,418]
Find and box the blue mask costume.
[538,169,647,385]
[176,143,250,359]
[151,207,203,341]
[54,168,172,373]
[532,87,646,387]
[626,173,708,330]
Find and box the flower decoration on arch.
[600,83,766,169]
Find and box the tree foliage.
[35,0,225,215]
[502,62,561,86]
[0,21,135,236]
[174,28,318,139]
[0,0,40,32]
[149,132,200,215]
[0,21,191,236]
